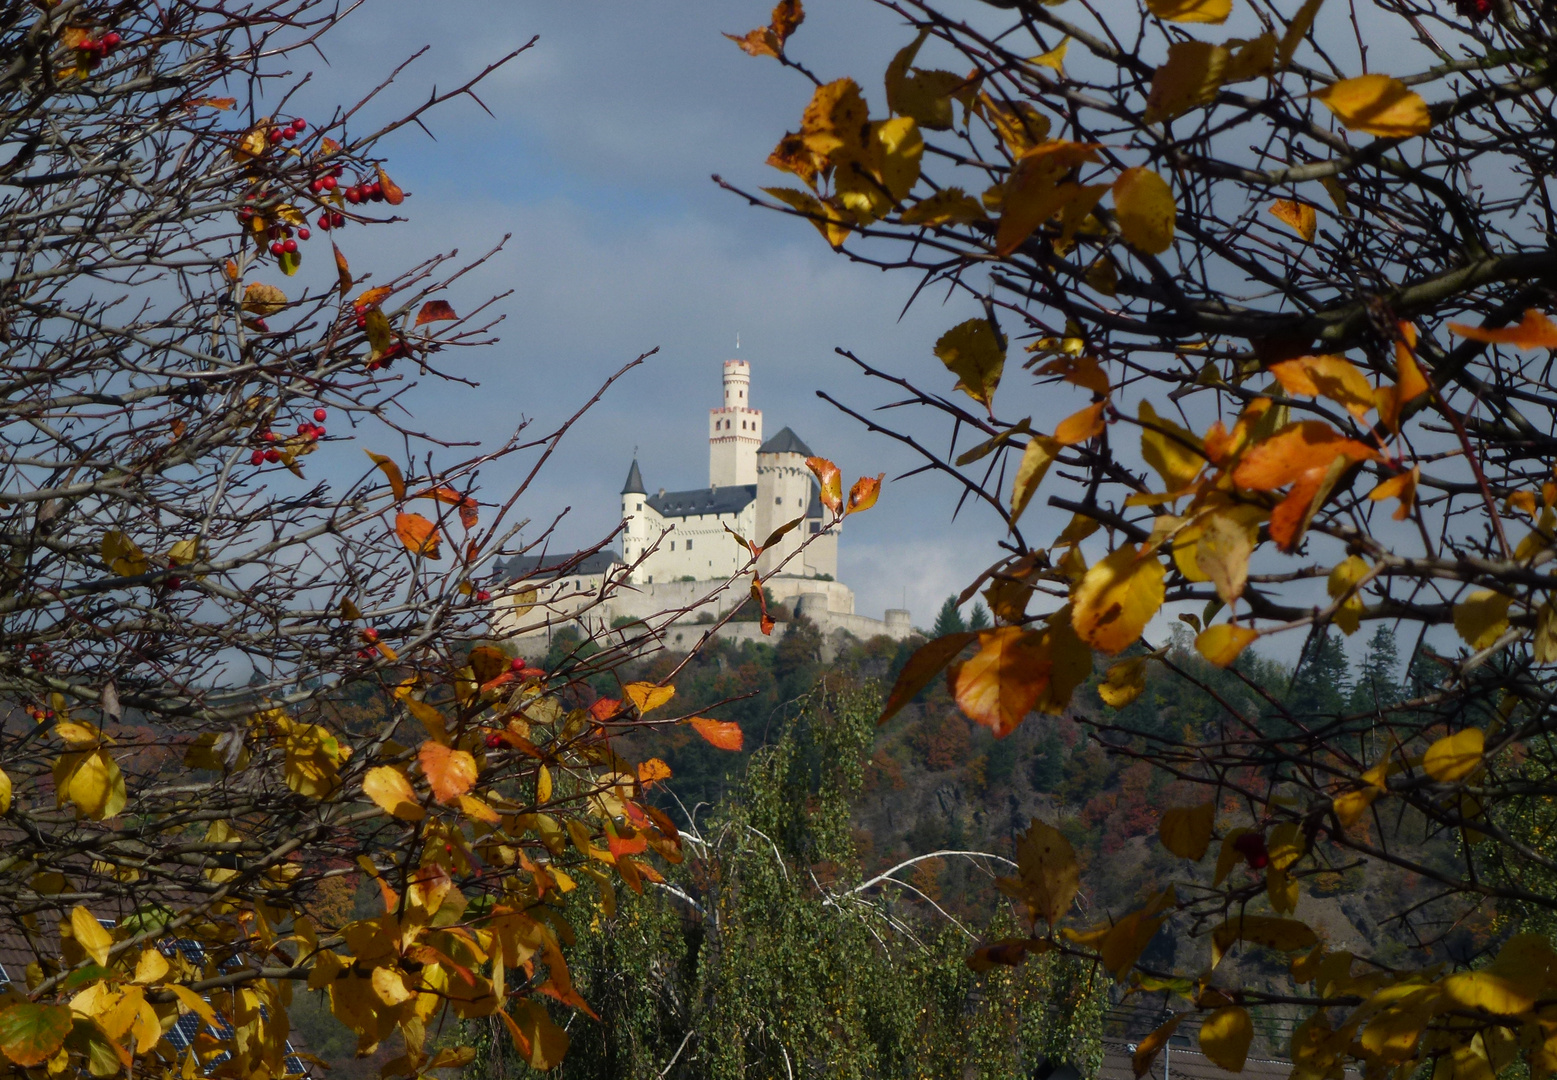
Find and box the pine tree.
[968,602,991,630]
[1349,623,1402,712]
[933,594,968,637]
[1288,629,1351,716]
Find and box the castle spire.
[621,458,645,495]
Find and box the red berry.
[345,187,362,205]
[355,314,367,328]
[511,657,526,672]
[251,449,265,465]
[292,118,306,131]
[310,178,324,194]
[475,590,491,602]
[330,212,345,227]
[267,241,282,256]
[370,186,385,203]
[282,239,298,253]
[1232,832,1270,869]
[103,32,121,47]
[314,427,326,438]
[269,128,284,143]
[297,228,310,241]
[314,408,327,422]
[322,176,337,191]
[252,318,269,332]
[362,627,379,642]
[264,448,281,463]
[484,734,504,749]
[166,576,182,591]
[263,430,277,441]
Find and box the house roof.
[759,426,812,456]
[501,549,623,580]
[647,484,757,519]
[621,459,645,495]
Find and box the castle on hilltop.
[491,359,912,657]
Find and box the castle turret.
[621,459,647,581]
[709,360,762,487]
[755,427,819,577]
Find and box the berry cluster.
[356,626,383,659]
[1453,0,1492,19]
[77,30,122,68]
[26,646,48,671]
[343,179,388,205]
[247,409,328,465]
[269,116,308,144]
[25,704,57,723]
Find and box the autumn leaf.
[1453,590,1510,650]
[994,142,1103,256]
[1138,401,1203,491]
[1098,656,1148,708]
[242,282,286,317]
[418,740,477,804]
[376,166,405,205]
[395,512,442,559]
[1147,0,1230,22]
[1146,41,1228,123]
[689,717,744,750]
[0,1003,74,1068]
[1269,354,1374,417]
[1054,401,1105,445]
[1199,1007,1253,1071]
[1367,466,1419,520]
[726,26,783,58]
[500,1000,570,1072]
[1159,802,1215,861]
[1424,728,1484,783]
[1210,915,1317,966]
[1071,545,1165,654]
[625,682,676,713]
[354,286,394,312]
[1196,623,1258,667]
[846,473,883,515]
[951,627,1052,737]
[333,245,352,295]
[637,758,672,786]
[416,300,457,325]
[1010,435,1060,521]
[880,632,978,723]
[0,769,9,815]
[1269,199,1318,241]
[1112,167,1175,255]
[101,530,148,577]
[1000,818,1078,926]
[806,457,843,515]
[1312,75,1431,138]
[1448,309,1557,350]
[1195,511,1255,606]
[362,766,424,820]
[934,319,1005,410]
[1134,1016,1183,1078]
[901,188,987,225]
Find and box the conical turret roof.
[621,459,646,494]
[758,427,812,456]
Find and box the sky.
[277,0,1006,629]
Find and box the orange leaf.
[689,717,744,750]
[1448,309,1557,350]
[1054,401,1105,445]
[332,245,352,296]
[1231,421,1379,492]
[590,697,622,722]
[416,300,458,326]
[637,758,672,786]
[395,512,442,559]
[880,632,978,724]
[418,740,477,804]
[1268,354,1374,417]
[806,457,843,514]
[1369,466,1419,520]
[365,450,406,501]
[376,166,405,205]
[846,473,883,515]
[950,627,1051,738]
[1268,199,1316,241]
[414,486,479,528]
[353,286,394,313]
[725,27,781,57]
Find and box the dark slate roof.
[501,549,622,581]
[647,484,756,519]
[759,426,812,456]
[622,459,645,494]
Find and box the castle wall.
[625,502,757,584]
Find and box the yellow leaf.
[1030,37,1068,72]
[1200,1006,1253,1071]
[1138,401,1203,491]
[951,627,1051,738]
[1196,623,1258,667]
[1159,802,1214,861]
[1440,970,1535,1016]
[1054,401,1106,446]
[418,740,478,804]
[167,984,219,1028]
[800,77,870,163]
[0,768,8,814]
[1071,545,1165,654]
[1327,554,1369,635]
[934,319,1005,410]
[1099,656,1148,708]
[1333,786,1379,827]
[1423,728,1484,783]
[101,531,148,577]
[1312,75,1431,138]
[625,682,676,713]
[56,749,126,820]
[1454,590,1510,650]
[1211,915,1318,966]
[131,949,169,986]
[70,907,113,967]
[1277,0,1324,70]
[500,999,570,1072]
[872,115,923,202]
[1269,199,1317,241]
[1112,167,1175,254]
[1195,511,1255,606]
[982,96,1053,156]
[362,766,424,820]
[536,764,553,804]
[1367,467,1419,521]
[364,450,406,501]
[1004,818,1078,926]
[900,187,987,226]
[1267,822,1306,869]
[371,966,413,1006]
[1010,435,1059,522]
[1134,1016,1183,1078]
[1267,865,1299,913]
[1147,0,1231,22]
[1145,41,1227,123]
[846,473,883,515]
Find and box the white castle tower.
[708,359,762,487]
[620,458,647,569]
[756,427,823,577]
